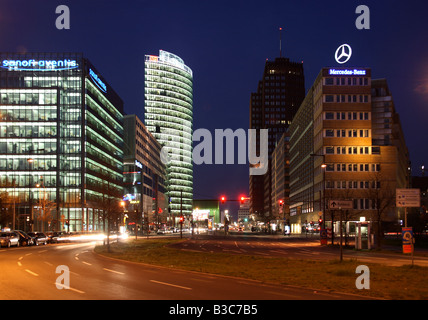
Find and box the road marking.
[25,253,32,256]
[82,261,92,266]
[17,262,22,267]
[222,249,242,254]
[255,251,270,256]
[269,250,286,254]
[103,268,125,275]
[18,256,23,261]
[44,261,54,266]
[25,269,39,276]
[150,280,192,290]
[38,250,47,253]
[55,283,85,294]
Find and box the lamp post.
[310,153,326,230]
[27,157,34,232]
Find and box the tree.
[98,181,123,252]
[364,173,396,249]
[35,188,56,232]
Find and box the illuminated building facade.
[144,50,193,219]
[249,57,305,218]
[289,67,409,234]
[123,114,168,231]
[0,52,124,232]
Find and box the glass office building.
[144,50,193,218]
[0,52,124,232]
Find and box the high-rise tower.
[249,57,305,218]
[144,50,193,218]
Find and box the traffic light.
[240,196,245,204]
[279,199,284,206]
[179,216,184,224]
[318,218,323,225]
[221,196,226,204]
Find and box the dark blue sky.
[1,0,428,214]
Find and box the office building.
[144,50,193,219]
[270,131,290,227]
[249,57,305,218]
[0,52,124,232]
[123,114,168,232]
[289,67,409,234]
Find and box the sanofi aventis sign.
[89,68,107,93]
[1,59,78,71]
[329,69,367,76]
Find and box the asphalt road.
[0,241,369,300]
[173,234,428,267]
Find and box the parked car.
[46,231,65,243]
[14,230,34,246]
[27,232,48,245]
[0,231,20,248]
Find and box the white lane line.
[25,269,39,276]
[18,256,23,261]
[255,251,270,256]
[150,280,192,290]
[82,261,92,266]
[269,250,286,254]
[44,261,54,266]
[38,250,47,254]
[17,262,22,267]
[54,283,85,294]
[25,253,32,256]
[103,268,125,275]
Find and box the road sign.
[396,189,420,208]
[320,229,328,245]
[328,200,353,209]
[402,227,413,254]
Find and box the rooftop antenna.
[279,27,283,57]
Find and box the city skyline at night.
[1,1,427,211]
[1,0,428,304]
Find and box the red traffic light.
[240,196,246,204]
[279,199,284,206]
[221,196,226,204]
[179,216,184,222]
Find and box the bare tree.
[98,181,123,252]
[35,189,56,232]
[364,172,396,249]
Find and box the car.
[0,231,20,248]
[13,230,34,246]
[27,232,48,245]
[46,231,65,243]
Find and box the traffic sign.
[328,200,353,209]
[320,229,328,245]
[396,189,420,208]
[402,227,413,254]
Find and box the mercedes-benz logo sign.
[335,44,352,64]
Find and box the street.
[172,233,428,267]
[0,239,371,300]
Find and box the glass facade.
[0,52,124,232]
[144,50,193,217]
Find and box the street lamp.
[27,158,34,232]
[310,153,326,230]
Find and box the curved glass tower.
[144,50,193,217]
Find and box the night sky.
[1,0,427,216]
